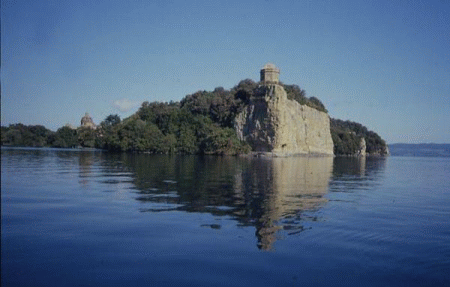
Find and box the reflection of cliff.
[117,154,333,251]
[234,157,333,250]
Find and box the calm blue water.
[2,148,450,286]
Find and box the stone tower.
[260,63,280,84]
[234,64,334,156]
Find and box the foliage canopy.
[330,118,388,155]
[1,80,387,156]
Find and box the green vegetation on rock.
[283,84,328,113]
[1,80,387,156]
[330,118,389,156]
[96,82,251,154]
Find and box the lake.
[2,148,449,286]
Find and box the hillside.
[2,77,389,156]
[330,119,389,156]
[96,79,333,155]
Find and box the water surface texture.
[2,148,449,286]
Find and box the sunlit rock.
[235,64,334,156]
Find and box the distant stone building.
[260,63,280,84]
[80,113,96,129]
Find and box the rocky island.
[1,64,389,156]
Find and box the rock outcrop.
[358,137,367,156]
[234,84,334,156]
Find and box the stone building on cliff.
[234,64,334,156]
[260,63,280,84]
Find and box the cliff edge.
[234,84,334,156]
[3,63,388,155]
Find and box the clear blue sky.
[2,0,449,143]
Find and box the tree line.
[2,79,387,155]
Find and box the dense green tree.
[77,127,97,148]
[177,124,198,154]
[53,126,78,148]
[111,119,164,152]
[283,84,328,113]
[233,79,258,95]
[97,114,121,150]
[101,114,121,127]
[200,126,250,155]
[307,97,328,113]
[1,126,8,145]
[284,84,307,106]
[1,124,53,147]
[330,118,388,155]
[180,91,213,116]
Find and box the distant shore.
[389,143,450,157]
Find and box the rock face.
[234,84,334,156]
[358,137,367,156]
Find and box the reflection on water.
[117,154,337,250]
[74,153,385,251]
[78,152,95,187]
[236,157,333,250]
[5,148,449,286]
[119,154,388,250]
[330,157,387,194]
[332,157,386,178]
[1,148,386,251]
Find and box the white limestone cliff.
[234,84,334,156]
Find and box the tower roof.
[263,63,277,70]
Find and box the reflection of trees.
[118,154,333,251]
[121,154,247,210]
[73,150,110,188]
[78,152,94,186]
[329,157,387,192]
